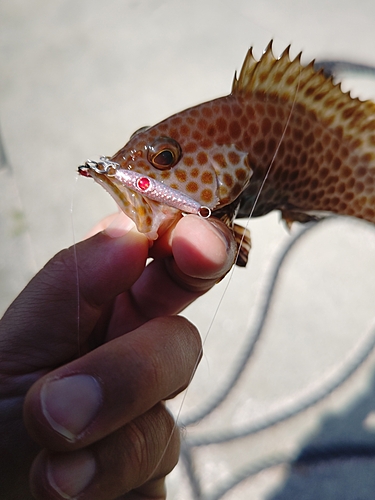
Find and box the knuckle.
[121,404,179,479]
[69,409,179,498]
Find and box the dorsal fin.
[232,41,375,147]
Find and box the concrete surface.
[1,1,375,499]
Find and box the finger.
[171,215,236,279]
[1,228,148,371]
[83,212,135,239]
[24,316,201,451]
[30,403,178,500]
[128,215,236,321]
[151,214,235,278]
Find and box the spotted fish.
[79,42,375,266]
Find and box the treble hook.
[78,157,120,176]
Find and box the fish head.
[81,99,253,239]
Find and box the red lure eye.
[147,137,182,170]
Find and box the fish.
[79,41,375,267]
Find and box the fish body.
[80,42,375,265]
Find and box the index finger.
[0,228,149,371]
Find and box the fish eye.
[130,126,150,139]
[147,137,182,170]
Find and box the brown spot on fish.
[243,133,252,149]
[219,186,229,197]
[267,103,276,118]
[354,181,365,194]
[222,104,231,117]
[228,151,241,165]
[332,158,342,171]
[198,118,208,130]
[273,121,283,136]
[229,120,241,139]
[246,104,256,118]
[223,173,234,187]
[267,137,277,155]
[364,207,375,219]
[232,183,242,197]
[185,142,197,153]
[240,115,249,128]
[159,123,169,132]
[183,156,194,167]
[325,150,333,163]
[186,181,199,193]
[175,169,187,182]
[201,139,213,148]
[202,107,213,118]
[249,122,259,136]
[342,107,356,120]
[213,153,227,168]
[341,146,349,157]
[197,151,208,165]
[361,153,373,163]
[216,117,227,133]
[357,166,367,178]
[207,125,216,137]
[293,128,304,142]
[235,168,247,181]
[343,191,354,202]
[303,132,315,148]
[259,71,268,83]
[253,139,266,155]
[171,117,182,128]
[201,188,214,203]
[201,171,214,184]
[341,166,352,178]
[255,103,265,115]
[261,117,272,135]
[233,103,242,117]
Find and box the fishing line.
[71,48,305,491]
[153,56,305,484]
[173,55,304,421]
[0,127,38,316]
[70,174,81,357]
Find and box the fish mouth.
[79,165,180,239]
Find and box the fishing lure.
[79,157,212,219]
[79,41,375,266]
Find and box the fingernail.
[47,450,96,499]
[206,218,232,251]
[103,213,135,238]
[41,375,102,441]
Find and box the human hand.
[0,214,236,499]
